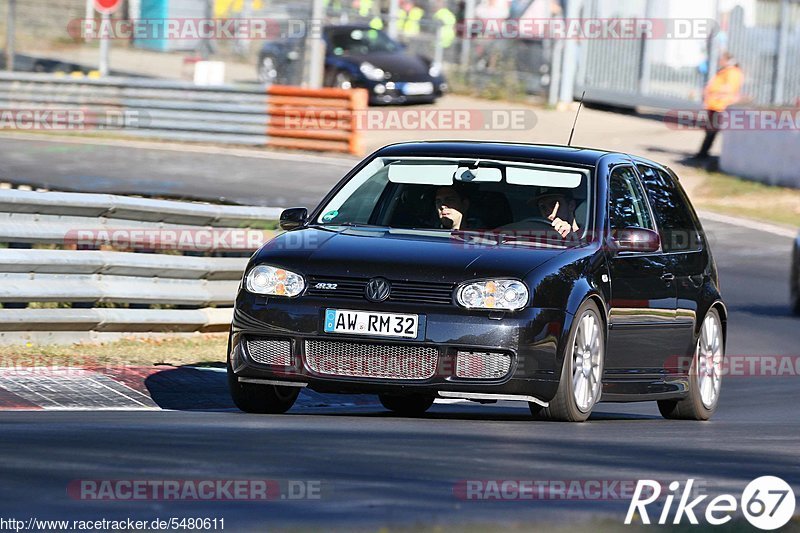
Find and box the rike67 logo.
[626,476,796,530]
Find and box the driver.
[537,189,580,238]
[434,185,470,230]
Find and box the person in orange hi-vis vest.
[696,52,744,159]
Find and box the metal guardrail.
[0,72,368,155]
[0,189,281,343]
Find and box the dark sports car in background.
[257,25,447,105]
[228,141,726,422]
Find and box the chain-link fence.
[2,0,798,107]
[576,0,800,107]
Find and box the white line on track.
[698,210,797,239]
[0,133,357,167]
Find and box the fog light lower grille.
[245,338,293,367]
[305,340,438,380]
[455,351,511,379]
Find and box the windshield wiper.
[499,235,569,249]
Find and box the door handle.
[661,273,675,282]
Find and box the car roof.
[325,24,379,33]
[373,141,620,167]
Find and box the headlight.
[428,63,442,77]
[245,265,305,297]
[456,279,529,311]
[360,62,385,81]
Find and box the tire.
[328,70,353,90]
[658,308,723,420]
[531,300,605,422]
[379,394,434,416]
[257,54,278,85]
[227,361,299,414]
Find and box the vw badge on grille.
[365,277,391,302]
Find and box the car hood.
[343,52,430,78]
[254,227,569,282]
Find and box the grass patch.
[447,65,528,102]
[693,171,800,227]
[0,333,228,367]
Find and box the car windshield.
[328,28,401,55]
[314,157,592,247]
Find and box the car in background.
[792,232,800,315]
[257,25,447,105]
[228,141,727,422]
[0,52,88,74]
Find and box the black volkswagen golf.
[228,142,726,422]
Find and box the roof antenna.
[567,91,586,147]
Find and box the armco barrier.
[266,85,367,155]
[0,189,281,344]
[0,72,367,155]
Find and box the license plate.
[324,309,418,338]
[402,82,434,96]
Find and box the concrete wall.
[720,126,800,189]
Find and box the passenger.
[537,189,579,238]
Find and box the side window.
[637,165,702,252]
[608,166,654,231]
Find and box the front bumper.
[358,79,446,105]
[229,293,568,403]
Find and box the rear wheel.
[531,300,604,422]
[227,362,299,414]
[658,308,723,420]
[379,394,434,416]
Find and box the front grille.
[389,281,454,305]
[245,338,293,367]
[306,276,454,305]
[305,339,438,380]
[455,351,512,379]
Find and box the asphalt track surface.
[0,137,798,530]
[0,136,354,207]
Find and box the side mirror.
[610,227,661,254]
[279,207,307,231]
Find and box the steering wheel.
[508,216,555,230]
[520,216,554,225]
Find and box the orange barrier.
[266,85,369,156]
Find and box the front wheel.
[258,55,278,84]
[327,70,353,90]
[531,300,605,422]
[658,308,723,420]
[379,394,434,416]
[227,363,299,414]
